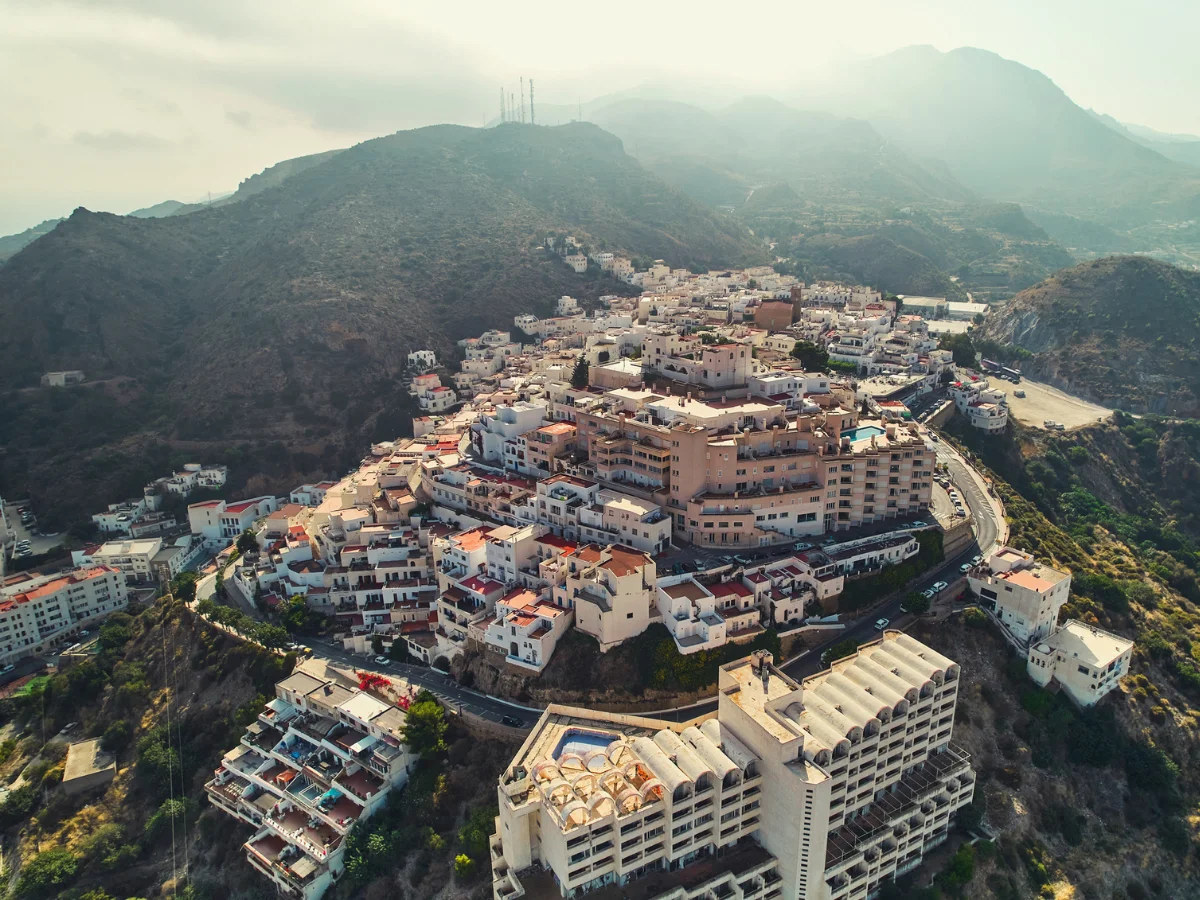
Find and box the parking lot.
[1002,378,1113,431]
[3,501,65,560]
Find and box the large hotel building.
[489,633,974,900]
[572,387,933,549]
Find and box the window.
[1078,665,1090,676]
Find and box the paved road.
[295,440,1002,731]
[306,637,537,728]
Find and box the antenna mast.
[530,79,535,125]
[520,77,526,124]
[500,87,506,123]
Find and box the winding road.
[294,439,1003,731]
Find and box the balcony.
[824,743,972,869]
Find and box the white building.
[92,498,150,534]
[1027,619,1133,707]
[556,295,582,315]
[88,538,165,583]
[968,547,1071,646]
[948,376,1008,434]
[489,636,974,900]
[0,565,128,665]
[407,350,437,371]
[188,496,281,546]
[655,574,727,654]
[471,401,548,469]
[204,665,416,900]
[481,586,573,672]
[565,253,588,274]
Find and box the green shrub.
[12,847,79,899]
[962,608,988,629]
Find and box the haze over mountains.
[4,42,1200,523]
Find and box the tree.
[454,853,475,878]
[570,357,590,389]
[280,595,309,633]
[791,341,829,371]
[372,634,385,656]
[170,571,198,604]
[236,529,259,557]
[937,842,976,892]
[253,623,290,649]
[903,592,931,615]
[13,847,79,899]
[402,690,449,759]
[822,638,860,666]
[100,719,133,754]
[939,333,978,369]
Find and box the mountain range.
[0,122,764,524]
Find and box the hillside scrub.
[980,256,1200,414]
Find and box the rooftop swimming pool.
[553,729,616,761]
[842,425,885,442]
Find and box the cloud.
[225,109,255,130]
[71,130,173,151]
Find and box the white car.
[1,664,14,674]
[874,618,890,631]
[374,656,390,666]
[932,581,949,592]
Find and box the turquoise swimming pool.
[553,729,616,760]
[842,425,885,442]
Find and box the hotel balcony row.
[824,743,974,877]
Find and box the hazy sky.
[3,0,1199,234]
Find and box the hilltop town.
[0,253,1138,900]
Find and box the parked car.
[374,656,390,667]
[733,555,754,566]
[1,664,14,674]
[500,715,524,729]
[793,542,813,552]
[922,588,936,600]
[1014,390,1026,398]
[874,618,890,631]
[932,581,949,592]
[79,630,90,637]
[970,555,982,565]
[930,433,939,442]
[960,563,972,573]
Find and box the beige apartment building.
[489,635,973,900]
[967,547,1071,646]
[552,544,658,651]
[643,329,753,391]
[0,565,128,665]
[1027,619,1133,707]
[573,390,932,549]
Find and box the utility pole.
[530,79,535,125]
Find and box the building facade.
[489,636,974,900]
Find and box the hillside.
[783,233,968,300]
[802,46,1200,227]
[981,257,1200,414]
[0,596,514,900]
[929,418,1200,897]
[590,96,973,208]
[0,122,764,527]
[0,218,63,262]
[1089,109,1200,169]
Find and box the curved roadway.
[309,441,1002,730]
